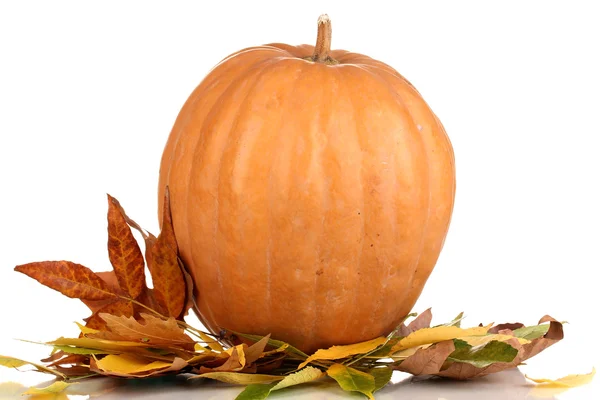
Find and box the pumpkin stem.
[311,14,338,64]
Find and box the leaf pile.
[1,193,585,399]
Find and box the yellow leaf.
[225,344,247,369]
[0,355,28,368]
[75,321,99,335]
[389,345,428,359]
[392,325,492,352]
[197,331,224,352]
[198,372,283,384]
[95,354,172,375]
[23,381,73,395]
[458,334,529,347]
[272,366,324,391]
[299,337,387,369]
[526,367,595,388]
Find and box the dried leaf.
[106,194,146,299]
[327,363,375,399]
[199,372,283,385]
[0,355,65,379]
[398,308,432,336]
[23,381,73,395]
[299,337,387,368]
[0,355,29,368]
[488,322,525,334]
[145,189,186,318]
[392,324,491,352]
[92,354,172,377]
[458,333,529,347]
[94,313,194,350]
[526,367,595,388]
[234,332,308,359]
[15,261,117,300]
[244,335,271,365]
[397,340,456,375]
[200,346,245,373]
[272,366,324,391]
[84,299,134,331]
[512,324,550,340]
[80,271,124,313]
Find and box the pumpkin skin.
[158,21,455,353]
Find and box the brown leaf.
[199,347,244,373]
[488,322,525,334]
[244,335,271,365]
[84,299,134,331]
[438,321,564,380]
[15,261,118,300]
[49,354,88,367]
[397,308,433,337]
[396,340,455,375]
[81,271,126,314]
[146,188,186,318]
[136,287,168,316]
[107,194,146,299]
[93,313,195,351]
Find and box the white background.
[0,1,598,399]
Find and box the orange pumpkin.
[159,15,455,353]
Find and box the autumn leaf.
[83,299,134,331]
[92,354,186,377]
[526,367,595,388]
[327,363,375,399]
[23,381,73,395]
[235,367,324,400]
[391,324,491,353]
[244,335,271,365]
[93,313,195,350]
[14,261,117,300]
[397,308,432,336]
[106,194,146,299]
[396,340,456,375]
[80,271,124,314]
[298,336,387,368]
[199,372,283,385]
[0,355,66,379]
[448,339,519,368]
[370,367,393,392]
[145,189,186,318]
[234,332,308,359]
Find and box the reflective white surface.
[1,367,597,400]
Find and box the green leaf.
[448,339,518,368]
[233,332,308,359]
[235,383,276,400]
[232,367,323,399]
[370,367,393,392]
[327,363,375,399]
[23,381,73,395]
[513,324,550,340]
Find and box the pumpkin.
[158,15,455,353]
